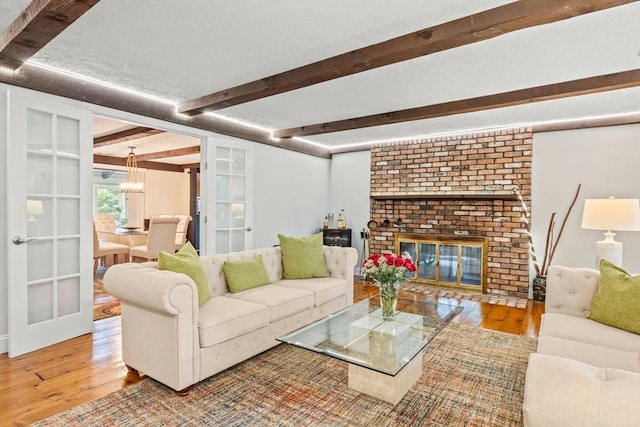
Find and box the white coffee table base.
[348,352,422,404]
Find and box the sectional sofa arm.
[323,246,358,304]
[103,263,199,317]
[324,246,358,277]
[545,265,600,318]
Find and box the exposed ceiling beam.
[177,0,634,115]
[134,146,200,162]
[93,154,185,173]
[93,126,165,147]
[182,162,201,170]
[274,69,640,138]
[0,0,100,71]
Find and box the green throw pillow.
[589,259,640,334]
[278,232,329,279]
[158,242,210,306]
[223,255,271,293]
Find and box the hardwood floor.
[0,282,543,427]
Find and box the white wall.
[144,169,190,217]
[532,124,640,274]
[251,144,331,248]
[328,151,371,268]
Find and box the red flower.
[404,258,417,272]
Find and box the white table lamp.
[26,199,44,221]
[581,197,640,267]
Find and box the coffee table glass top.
[278,295,462,376]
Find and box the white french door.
[202,136,253,254]
[6,91,93,357]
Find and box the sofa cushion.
[198,296,269,347]
[230,284,314,322]
[538,313,640,371]
[540,313,640,354]
[223,255,271,293]
[589,260,640,334]
[278,233,329,279]
[158,242,210,306]
[523,353,640,427]
[273,277,346,306]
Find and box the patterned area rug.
[33,323,536,426]
[93,276,120,321]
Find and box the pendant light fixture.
[120,146,144,193]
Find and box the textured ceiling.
[1,0,639,152]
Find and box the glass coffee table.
[278,295,462,404]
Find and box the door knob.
[245,226,253,232]
[12,236,37,245]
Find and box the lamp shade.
[581,198,640,232]
[26,199,44,216]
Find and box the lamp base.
[595,231,622,267]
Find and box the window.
[93,169,127,226]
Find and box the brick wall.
[369,127,532,298]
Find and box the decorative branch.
[540,214,556,276]
[513,180,582,277]
[547,183,582,267]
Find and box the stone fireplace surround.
[369,127,532,299]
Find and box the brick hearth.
[369,127,532,299]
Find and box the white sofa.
[522,265,640,427]
[104,245,358,394]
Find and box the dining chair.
[93,213,118,243]
[130,217,180,262]
[93,221,130,276]
[156,214,193,250]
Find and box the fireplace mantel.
[370,194,518,201]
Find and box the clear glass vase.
[378,281,399,319]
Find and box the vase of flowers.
[362,252,417,319]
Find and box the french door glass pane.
[439,245,458,283]
[216,175,229,201]
[27,197,53,237]
[28,282,53,324]
[231,230,244,252]
[58,198,80,235]
[27,109,52,151]
[231,149,245,174]
[27,240,53,281]
[230,176,245,200]
[216,203,230,227]
[58,277,80,316]
[419,243,436,280]
[57,238,80,276]
[216,231,229,253]
[231,203,245,228]
[216,147,230,172]
[57,157,79,195]
[27,153,53,194]
[57,115,80,155]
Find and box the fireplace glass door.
[396,234,486,292]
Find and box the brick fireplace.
[369,127,532,299]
